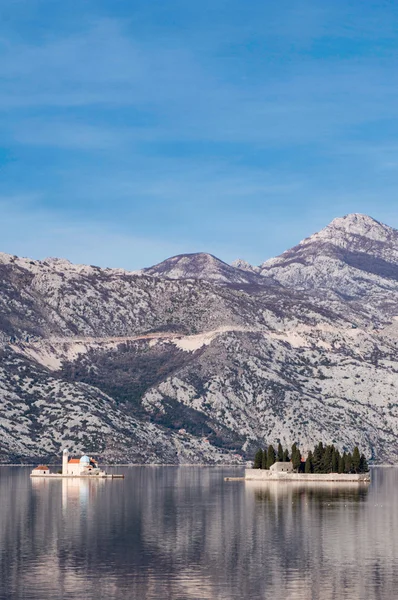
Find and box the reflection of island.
[30,470,105,512]
[62,477,90,511]
[246,479,370,504]
[62,476,106,506]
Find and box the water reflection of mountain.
[1,467,398,599]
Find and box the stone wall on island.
[245,469,370,482]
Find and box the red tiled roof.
[34,465,49,470]
[68,458,80,464]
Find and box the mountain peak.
[307,213,394,245]
[231,258,260,274]
[331,213,379,227]
[143,252,265,285]
[260,211,398,304]
[261,213,396,273]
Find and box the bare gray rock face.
[260,213,398,322]
[231,258,261,275]
[143,252,265,285]
[2,213,398,464]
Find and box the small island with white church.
[245,442,371,482]
[30,449,124,479]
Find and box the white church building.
[62,449,104,476]
[31,450,105,477]
[30,450,124,478]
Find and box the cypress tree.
[334,449,341,473]
[267,445,276,468]
[291,443,302,471]
[305,450,313,473]
[321,445,333,473]
[352,446,361,474]
[345,452,353,474]
[360,454,369,473]
[291,443,297,468]
[313,442,324,473]
[283,449,290,462]
[277,442,284,462]
[331,447,338,473]
[262,447,268,470]
[254,449,263,469]
[338,452,345,474]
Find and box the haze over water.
[0,467,396,599]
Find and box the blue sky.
[1,0,398,269]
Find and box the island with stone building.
[30,449,124,479]
[245,442,370,482]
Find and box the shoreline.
[30,473,124,479]
[0,463,389,469]
[245,468,370,482]
[0,463,247,468]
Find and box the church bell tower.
[62,448,69,475]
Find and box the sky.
[1,0,398,269]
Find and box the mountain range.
[2,213,398,464]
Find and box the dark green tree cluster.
[305,442,369,474]
[253,442,369,473]
[253,442,290,470]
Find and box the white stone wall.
[67,464,85,476]
[245,469,370,482]
[270,462,293,473]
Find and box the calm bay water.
[0,466,397,599]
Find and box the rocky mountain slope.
[2,213,398,464]
[142,252,266,285]
[260,213,398,322]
